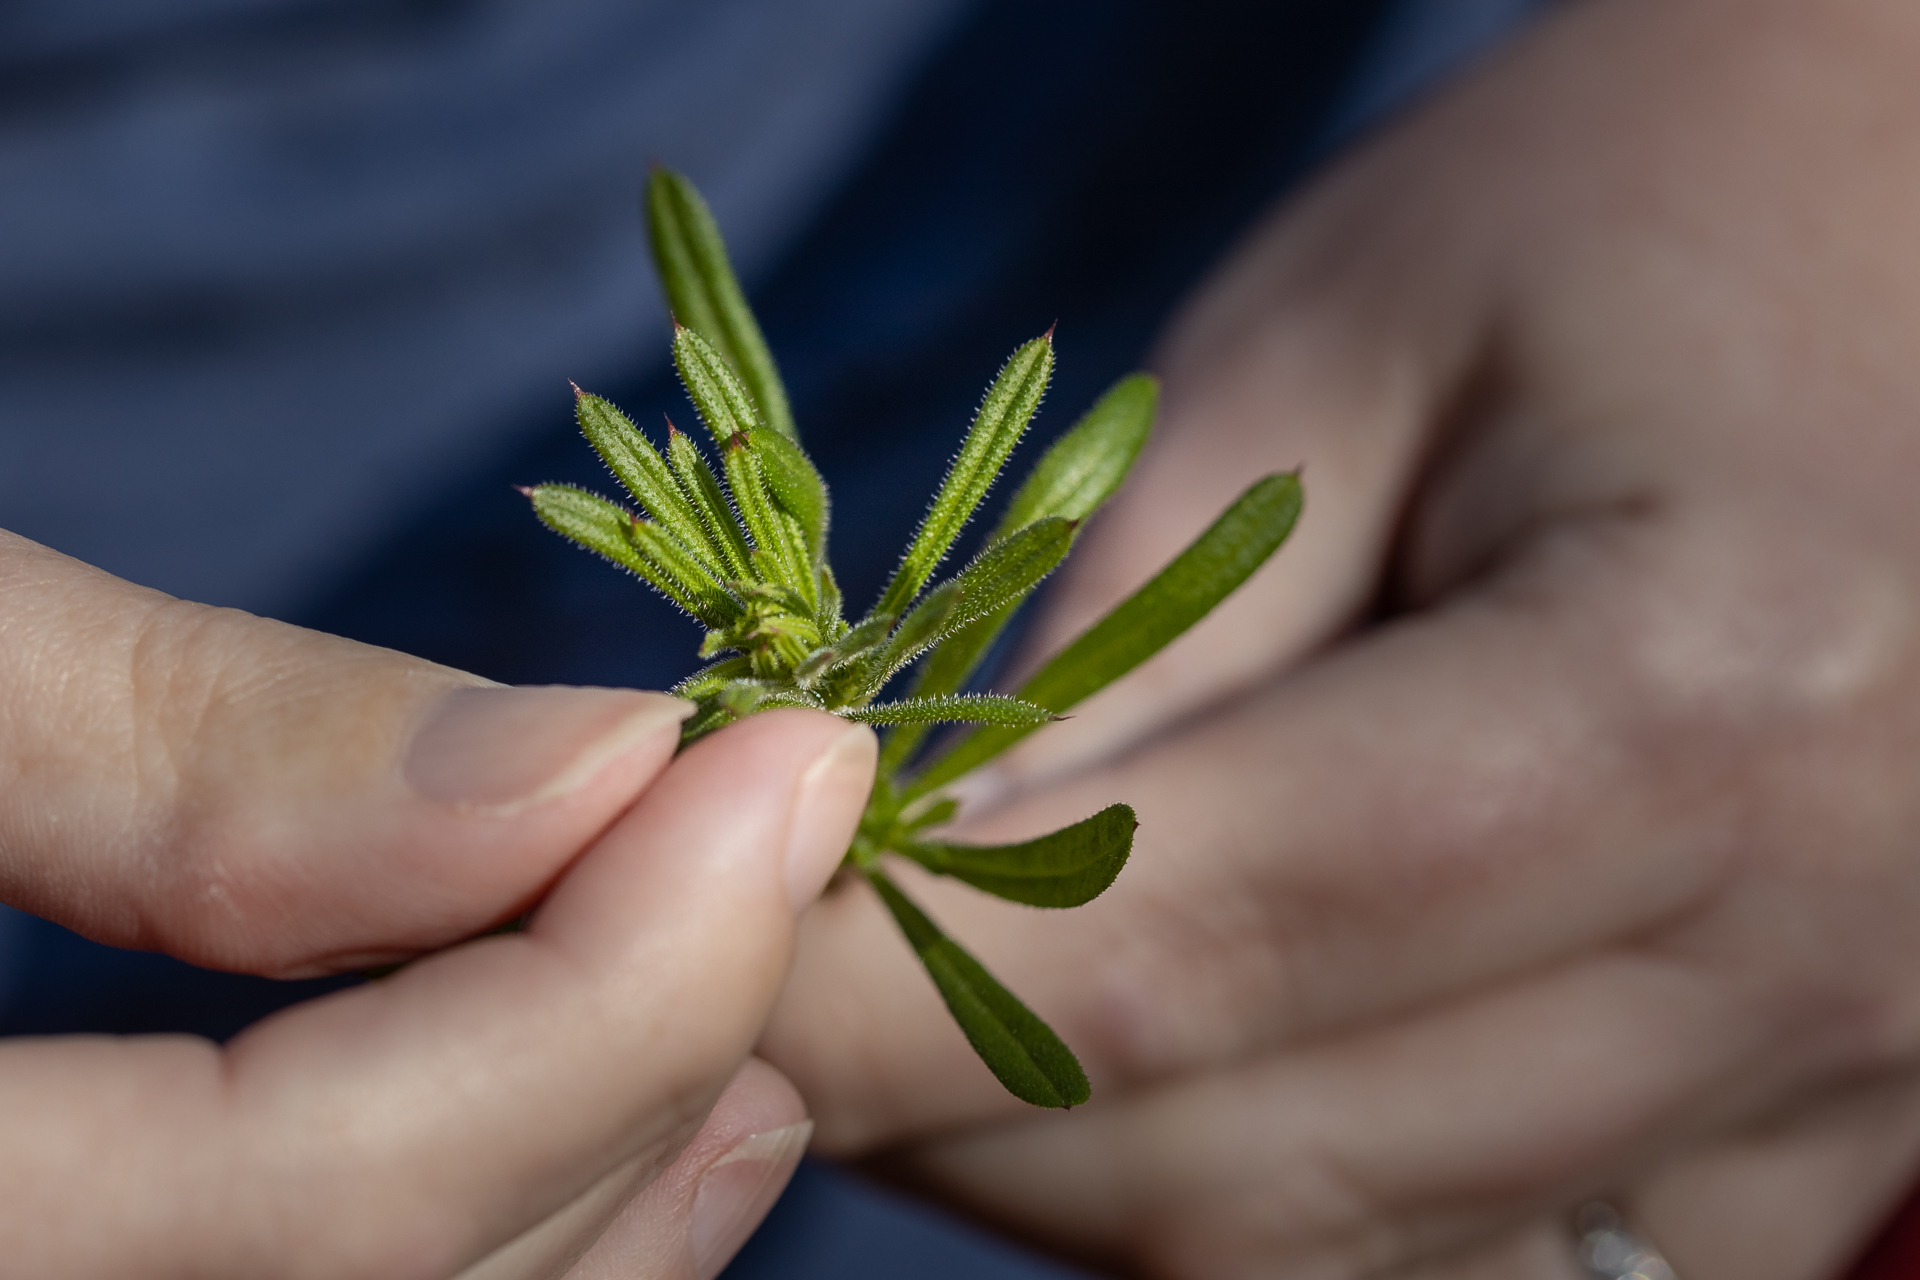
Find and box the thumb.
[0,528,690,976]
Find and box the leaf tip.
[512,484,536,498]
[568,380,585,400]
[1041,320,1058,343]
[727,430,749,452]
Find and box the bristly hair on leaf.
[517,164,1304,1109]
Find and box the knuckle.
[123,601,323,962]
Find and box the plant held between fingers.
[524,167,1303,1108]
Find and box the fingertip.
[784,722,877,909]
[535,710,875,965]
[668,710,877,911]
[687,1120,811,1279]
[559,1059,810,1280]
[691,1057,811,1169]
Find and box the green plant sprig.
[525,167,1302,1109]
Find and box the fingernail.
[404,686,692,815]
[688,1120,813,1280]
[784,725,877,910]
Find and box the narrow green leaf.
[723,434,814,603]
[877,334,1054,619]
[994,373,1157,539]
[752,688,827,712]
[734,579,813,617]
[666,425,753,581]
[880,604,1014,775]
[872,518,1072,772]
[675,326,762,446]
[672,655,752,700]
[910,472,1303,797]
[860,580,962,695]
[748,428,829,562]
[716,591,820,669]
[1019,472,1302,711]
[892,374,1161,768]
[525,484,740,628]
[818,562,844,630]
[842,694,1055,728]
[679,678,813,747]
[573,391,716,574]
[628,521,747,628]
[902,804,1134,908]
[716,678,773,716]
[945,516,1075,631]
[678,695,738,745]
[646,166,797,440]
[796,613,894,682]
[866,869,1088,1108]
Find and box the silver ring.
[1574,1203,1677,1280]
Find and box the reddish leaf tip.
[568,380,585,399]
[727,430,750,452]
[1042,321,1058,342]
[512,484,536,497]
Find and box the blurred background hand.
[763,1,1920,1275]
[0,530,876,1278]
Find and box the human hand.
[0,529,877,1278]
[762,0,1920,1275]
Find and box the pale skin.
[0,528,879,1279]
[762,0,1920,1276]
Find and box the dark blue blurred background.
[0,2,1547,1273]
